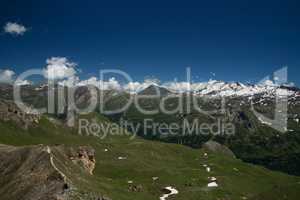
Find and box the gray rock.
[202,141,236,158]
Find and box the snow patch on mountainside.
[164,80,296,97]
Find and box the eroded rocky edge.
[0,144,110,200]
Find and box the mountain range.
[0,81,300,200]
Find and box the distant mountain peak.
[138,84,172,96]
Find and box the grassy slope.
[0,114,300,200]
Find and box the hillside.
[1,113,300,200]
[1,83,300,176]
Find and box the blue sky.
[0,0,299,85]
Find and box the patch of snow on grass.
[207,182,218,187]
[206,167,211,172]
[160,186,179,200]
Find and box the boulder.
[202,141,236,158]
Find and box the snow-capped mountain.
[138,80,297,97]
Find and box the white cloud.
[163,81,208,93]
[60,77,155,92]
[44,57,77,80]
[123,78,161,93]
[59,76,121,90]
[144,78,160,85]
[77,77,121,90]
[77,76,99,87]
[163,82,191,92]
[102,77,121,90]
[58,76,80,87]
[0,69,32,85]
[0,69,15,83]
[260,79,277,87]
[15,79,31,86]
[4,22,27,35]
[48,71,297,98]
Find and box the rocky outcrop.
[0,100,41,129]
[0,144,106,200]
[69,146,96,175]
[0,144,67,200]
[202,141,236,158]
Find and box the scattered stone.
[128,184,143,192]
[233,168,239,172]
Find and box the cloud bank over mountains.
[0,69,31,85]
[0,69,15,83]
[0,56,296,97]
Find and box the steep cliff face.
[0,144,106,200]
